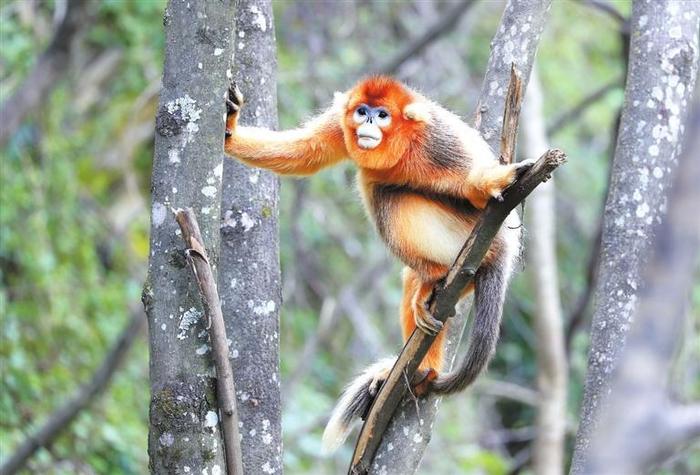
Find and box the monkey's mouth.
[357,133,381,149]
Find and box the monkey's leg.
[401,267,447,372]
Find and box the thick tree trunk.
[582,79,700,475]
[143,1,236,473]
[218,1,283,474]
[521,69,567,475]
[570,2,699,472]
[368,2,552,473]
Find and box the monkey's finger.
[226,99,239,114]
[228,81,244,106]
[415,313,443,335]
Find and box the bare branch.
[475,379,539,407]
[500,65,523,165]
[175,208,243,475]
[0,309,144,475]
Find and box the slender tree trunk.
[570,2,699,472]
[368,2,552,473]
[521,69,567,475]
[144,1,236,473]
[218,0,284,473]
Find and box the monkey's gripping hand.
[225,81,244,138]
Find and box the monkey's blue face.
[352,104,392,149]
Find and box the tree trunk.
[368,1,552,473]
[521,68,567,475]
[582,78,700,475]
[143,1,236,473]
[218,0,283,474]
[570,2,699,472]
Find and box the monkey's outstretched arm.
[224,84,348,175]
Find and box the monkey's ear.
[333,91,349,110]
[403,103,430,122]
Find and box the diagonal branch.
[174,208,243,475]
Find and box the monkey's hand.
[225,81,244,138]
[469,159,536,207]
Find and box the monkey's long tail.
[431,258,507,395]
[321,357,395,454]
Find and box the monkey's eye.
[353,106,369,124]
[375,109,391,127]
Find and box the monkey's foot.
[411,368,438,397]
[413,303,443,336]
[225,81,244,137]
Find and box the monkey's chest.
[363,183,478,268]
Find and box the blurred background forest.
[1,0,698,474]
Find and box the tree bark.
[570,2,699,472]
[218,1,283,474]
[363,2,552,473]
[521,68,567,475]
[143,1,236,473]
[474,0,552,151]
[582,77,700,475]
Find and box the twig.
[373,0,477,75]
[174,208,243,475]
[0,308,144,475]
[499,65,523,165]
